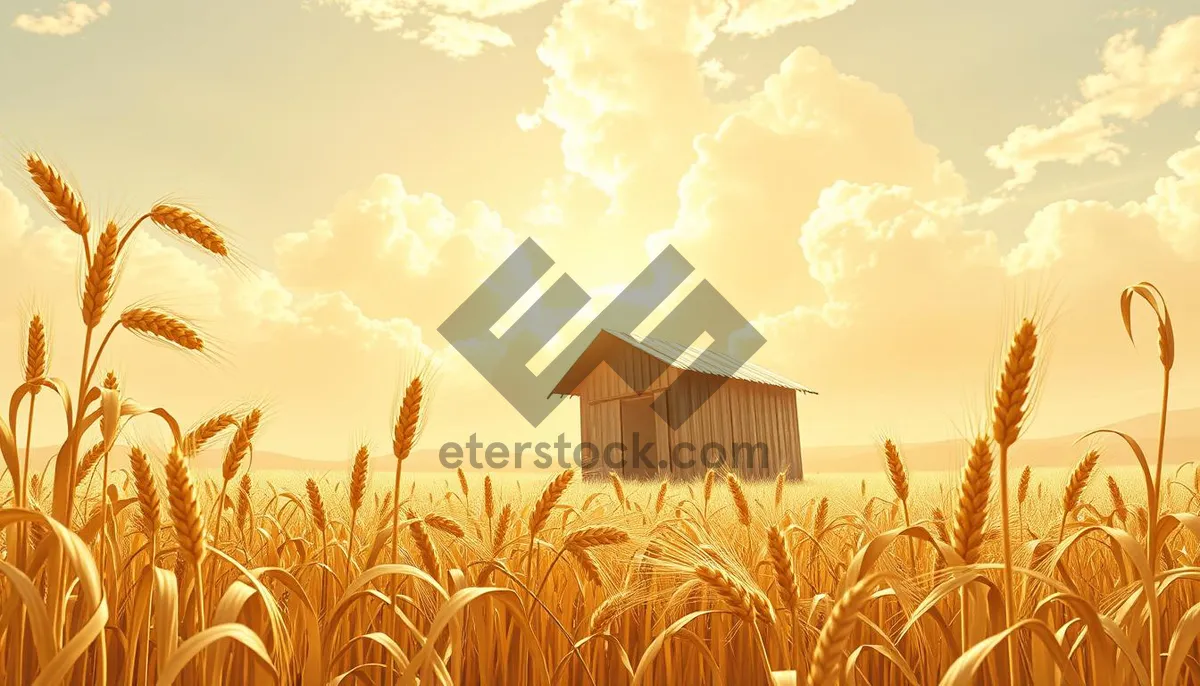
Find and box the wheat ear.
[1058,449,1100,545]
[726,473,751,527]
[26,153,89,237]
[806,577,875,686]
[1108,475,1127,522]
[766,526,798,614]
[953,437,994,565]
[128,447,161,536]
[564,526,629,551]
[82,223,119,327]
[148,204,228,257]
[119,308,203,351]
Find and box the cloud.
[1100,7,1158,21]
[649,46,966,318]
[699,58,736,91]
[421,14,513,58]
[721,0,857,36]
[516,110,543,131]
[988,16,1200,190]
[12,0,110,36]
[274,173,518,326]
[316,0,547,55]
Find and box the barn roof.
[550,329,817,396]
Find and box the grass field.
[4,154,1200,685]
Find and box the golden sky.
[2,0,1199,462]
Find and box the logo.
[438,238,765,429]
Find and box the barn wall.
[668,378,802,481]
[571,343,804,481]
[572,345,672,480]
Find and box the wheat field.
[3,155,1200,685]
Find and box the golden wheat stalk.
[952,437,993,565]
[1058,449,1100,545]
[345,444,370,578]
[608,472,626,508]
[424,513,465,538]
[407,510,440,579]
[163,445,208,637]
[493,503,513,554]
[456,466,470,499]
[814,496,830,534]
[883,438,916,567]
[703,467,716,519]
[1108,475,1128,522]
[1120,282,1174,686]
[993,319,1037,449]
[390,376,424,563]
[349,445,369,514]
[1017,465,1031,505]
[181,412,237,455]
[119,308,203,351]
[806,577,876,686]
[655,480,669,515]
[393,378,423,465]
[235,474,251,532]
[128,447,161,536]
[74,440,106,488]
[766,526,798,614]
[222,409,261,473]
[931,507,950,544]
[991,317,1037,684]
[589,590,630,633]
[570,548,604,586]
[26,153,89,237]
[306,478,328,534]
[726,473,751,527]
[165,446,206,566]
[19,313,49,511]
[23,314,47,388]
[484,474,495,520]
[211,408,261,548]
[693,563,756,622]
[530,469,574,538]
[146,203,229,257]
[564,526,629,551]
[82,223,119,328]
[883,439,910,503]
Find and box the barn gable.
[550,330,816,481]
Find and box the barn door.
[620,395,663,479]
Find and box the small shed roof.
[550,329,818,396]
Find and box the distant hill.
[21,407,1200,478]
[803,407,1200,475]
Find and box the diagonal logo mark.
[438,238,765,429]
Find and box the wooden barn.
[550,330,816,481]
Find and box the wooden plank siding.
[568,344,671,480]
[566,341,804,481]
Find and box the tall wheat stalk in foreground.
[8,153,1200,686]
[991,318,1037,684]
[1114,282,1174,686]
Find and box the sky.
[1,0,1199,465]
